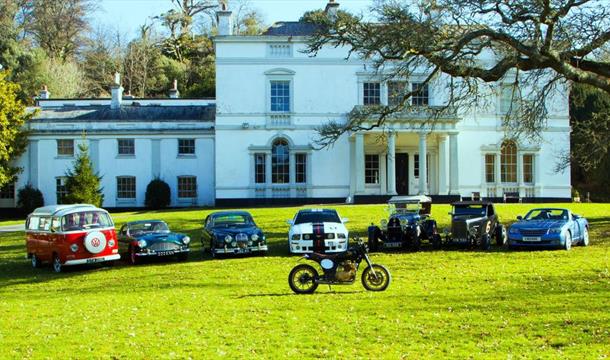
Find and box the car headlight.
[251,234,259,241]
[291,234,300,240]
[325,233,335,239]
[137,240,147,248]
[107,239,116,247]
[182,236,191,245]
[337,233,346,239]
[224,235,233,243]
[231,241,237,247]
[509,227,518,234]
[70,244,79,252]
[548,228,562,234]
[303,234,311,240]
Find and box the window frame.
[254,153,266,184]
[0,182,15,199]
[270,80,291,113]
[55,177,68,204]
[295,153,307,184]
[485,154,496,183]
[116,176,136,199]
[271,139,290,184]
[177,176,197,198]
[117,138,135,156]
[178,139,196,156]
[501,141,518,183]
[57,139,74,157]
[411,82,429,106]
[363,82,381,106]
[523,154,534,184]
[364,154,380,185]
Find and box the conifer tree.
[64,141,104,206]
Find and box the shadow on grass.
[236,290,363,299]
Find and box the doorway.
[395,153,409,195]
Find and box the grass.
[0,203,608,359]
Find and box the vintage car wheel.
[31,254,41,268]
[581,228,589,246]
[480,234,491,250]
[52,254,63,273]
[495,225,507,246]
[361,264,391,291]
[178,252,188,261]
[129,246,140,265]
[432,234,442,250]
[564,231,572,251]
[288,264,319,294]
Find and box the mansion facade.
[0,2,571,209]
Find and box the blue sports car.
[118,220,191,264]
[507,208,589,250]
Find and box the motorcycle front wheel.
[361,264,391,291]
[288,264,319,294]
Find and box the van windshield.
[62,211,113,231]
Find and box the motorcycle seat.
[308,251,347,262]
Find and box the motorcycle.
[288,237,391,294]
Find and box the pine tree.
[64,142,104,206]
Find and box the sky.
[96,0,373,39]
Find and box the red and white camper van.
[25,204,120,272]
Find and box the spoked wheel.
[361,264,391,291]
[288,264,319,294]
[52,254,63,273]
[31,254,41,268]
[496,225,507,246]
[432,234,442,250]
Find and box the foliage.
[16,183,44,214]
[0,71,31,187]
[306,0,610,147]
[64,141,104,207]
[145,178,171,209]
[0,203,609,358]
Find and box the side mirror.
[516,215,523,221]
[286,220,293,225]
[341,217,349,223]
[448,212,453,216]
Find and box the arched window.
[501,140,517,183]
[272,139,290,183]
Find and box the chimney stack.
[111,72,123,109]
[216,1,233,36]
[169,79,180,99]
[325,0,340,21]
[39,85,50,100]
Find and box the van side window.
[38,217,51,231]
[28,216,40,230]
[51,217,61,231]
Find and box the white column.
[517,151,524,197]
[380,153,387,195]
[438,135,448,195]
[355,133,365,194]
[534,152,542,197]
[418,132,428,194]
[289,152,296,198]
[387,132,397,195]
[495,152,502,197]
[408,153,415,195]
[449,133,459,195]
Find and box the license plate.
[86,258,104,264]
[523,236,541,242]
[235,248,250,253]
[157,251,175,256]
[384,242,402,248]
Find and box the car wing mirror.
[286,220,293,225]
[342,217,349,223]
[517,215,523,221]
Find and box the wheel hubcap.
[53,257,61,272]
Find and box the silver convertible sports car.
[507,208,589,250]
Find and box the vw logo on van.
[91,238,101,247]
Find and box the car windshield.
[62,211,113,231]
[212,214,253,227]
[127,221,170,235]
[524,209,568,221]
[294,211,341,225]
[390,202,420,214]
[453,205,486,217]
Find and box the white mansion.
[0,2,571,209]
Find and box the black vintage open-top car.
[445,201,506,250]
[202,211,267,258]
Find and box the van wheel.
[52,254,63,273]
[31,254,41,268]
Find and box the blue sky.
[96,0,372,38]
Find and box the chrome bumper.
[64,254,121,266]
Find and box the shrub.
[145,178,171,209]
[17,184,44,214]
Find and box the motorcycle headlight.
[291,234,300,240]
[509,227,518,234]
[182,236,191,245]
[251,234,259,241]
[224,235,233,243]
[137,240,147,248]
[548,228,562,234]
[70,243,79,252]
[337,233,346,239]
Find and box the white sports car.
[287,209,349,254]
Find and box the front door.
[395,153,409,195]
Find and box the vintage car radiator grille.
[452,221,468,236]
[519,229,548,236]
[149,242,180,251]
[235,233,248,242]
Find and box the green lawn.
[0,203,608,359]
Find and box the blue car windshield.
[294,211,341,225]
[453,206,486,217]
[525,209,568,221]
[213,214,253,227]
[128,221,170,235]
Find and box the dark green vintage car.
[118,220,190,264]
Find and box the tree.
[80,27,124,97]
[17,183,44,214]
[306,0,610,147]
[0,71,31,188]
[64,141,104,207]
